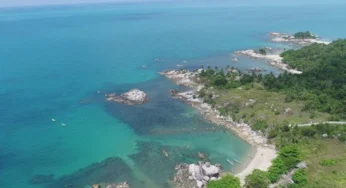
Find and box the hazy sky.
[0,0,145,7]
[1,0,344,8]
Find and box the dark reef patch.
[46,157,141,188]
[129,141,211,187]
[29,174,55,185]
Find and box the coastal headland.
[160,69,277,185]
[160,32,346,187]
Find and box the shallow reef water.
[2,1,346,187]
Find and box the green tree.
[244,169,270,188]
[259,48,267,55]
[267,157,287,183]
[279,145,301,169]
[293,31,316,39]
[207,175,241,188]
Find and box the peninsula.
[162,37,346,187]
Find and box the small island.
[269,31,329,45]
[105,89,149,105]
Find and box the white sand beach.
[235,146,277,185]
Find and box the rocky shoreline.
[161,70,277,185]
[161,70,273,147]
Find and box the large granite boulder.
[174,162,221,188]
[105,89,149,105]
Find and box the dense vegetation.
[293,31,317,39]
[207,175,241,188]
[199,40,346,120]
[290,169,307,188]
[244,169,271,188]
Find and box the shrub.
[209,93,213,99]
[244,169,270,188]
[232,107,239,114]
[213,76,228,86]
[291,169,307,187]
[339,134,346,142]
[207,175,241,188]
[267,158,287,183]
[252,120,268,131]
[258,48,267,55]
[198,90,206,98]
[319,159,338,166]
[268,129,278,139]
[300,126,316,137]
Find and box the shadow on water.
[30,140,213,188]
[128,141,206,188]
[31,157,142,188]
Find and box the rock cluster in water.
[174,161,221,188]
[90,182,129,188]
[105,89,149,105]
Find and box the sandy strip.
[236,146,277,185]
[235,49,302,74]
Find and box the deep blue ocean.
[1,0,346,187]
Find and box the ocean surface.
[1,1,346,187]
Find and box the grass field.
[298,139,346,188]
[211,85,330,127]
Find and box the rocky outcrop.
[105,182,130,188]
[284,108,294,115]
[159,70,201,88]
[174,162,221,188]
[105,89,149,105]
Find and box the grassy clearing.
[212,86,330,126]
[298,139,346,188]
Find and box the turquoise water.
[1,1,346,187]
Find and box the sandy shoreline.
[160,70,277,185]
[235,146,277,185]
[234,49,302,74]
[232,32,330,75]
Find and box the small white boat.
[51,119,56,122]
[61,123,66,126]
[227,159,234,165]
[233,158,241,164]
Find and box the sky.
[1,0,344,8]
[0,0,148,7]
